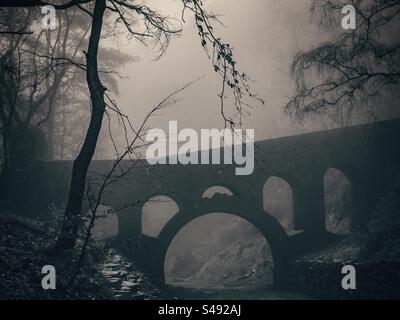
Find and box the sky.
[104,0,380,142]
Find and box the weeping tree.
[286,0,400,122]
[0,0,261,251]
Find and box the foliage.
[286,0,400,122]
[0,210,112,299]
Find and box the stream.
[99,250,312,300]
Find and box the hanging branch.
[286,0,400,122]
[181,0,264,129]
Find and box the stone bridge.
[1,118,400,286]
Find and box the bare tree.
[0,7,88,166]
[0,5,131,165]
[66,80,197,288]
[0,0,261,252]
[55,0,107,251]
[51,0,262,252]
[286,0,400,122]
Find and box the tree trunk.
[55,0,106,251]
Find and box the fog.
[109,0,331,141]
[1,0,399,299]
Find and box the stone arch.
[141,195,180,238]
[324,167,353,235]
[156,198,289,286]
[327,162,361,187]
[263,176,295,233]
[201,185,234,198]
[164,212,275,288]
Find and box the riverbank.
[283,181,400,300]
[0,211,312,300]
[284,234,400,299]
[0,212,111,299]
[1,189,399,300]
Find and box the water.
[100,250,311,300]
[100,251,164,300]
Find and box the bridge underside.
[132,197,341,286]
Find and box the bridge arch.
[263,176,294,233]
[265,172,300,193]
[164,212,275,288]
[201,185,235,198]
[156,197,289,286]
[141,194,180,238]
[262,173,305,230]
[325,162,361,186]
[199,182,240,199]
